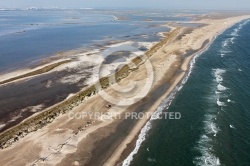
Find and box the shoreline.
[0,59,71,86]
[0,14,249,166]
[99,15,250,166]
[115,25,228,166]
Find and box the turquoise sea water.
[125,19,250,166]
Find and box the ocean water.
[125,19,250,166]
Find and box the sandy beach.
[0,13,249,166]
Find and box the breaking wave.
[122,92,176,166]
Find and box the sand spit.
[0,59,71,86]
[0,14,249,166]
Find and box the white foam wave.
[194,113,221,165]
[204,114,216,121]
[174,45,205,93]
[216,75,223,83]
[238,23,244,30]
[230,19,249,38]
[220,50,232,54]
[220,19,250,59]
[194,134,221,166]
[122,121,152,166]
[122,93,176,166]
[213,69,227,97]
[181,47,206,85]
[217,99,226,107]
[195,72,224,166]
[204,115,220,135]
[217,83,228,91]
[215,91,221,94]
[230,125,235,129]
[231,30,239,37]
[178,84,184,91]
[213,69,225,83]
[123,35,215,165]
[230,37,235,44]
[214,68,225,75]
[222,40,229,48]
[220,50,232,57]
[243,19,250,25]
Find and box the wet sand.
[0,14,249,166]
